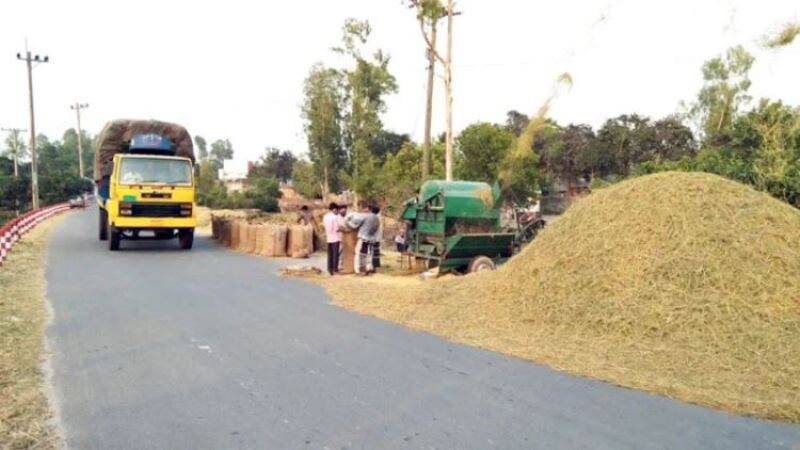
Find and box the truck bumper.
[112,217,196,229]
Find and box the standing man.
[322,202,340,276]
[347,204,380,275]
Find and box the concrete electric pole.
[16,48,49,209]
[71,102,89,178]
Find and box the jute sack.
[262,225,288,257]
[288,224,313,258]
[231,221,241,249]
[221,220,232,247]
[238,221,249,252]
[254,225,265,255]
[245,223,258,254]
[340,229,357,274]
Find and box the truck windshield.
[118,158,192,185]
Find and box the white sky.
[1,0,799,166]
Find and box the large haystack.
[321,172,800,421]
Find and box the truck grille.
[130,203,183,218]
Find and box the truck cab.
[97,132,196,250]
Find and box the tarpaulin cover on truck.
[93,119,195,180]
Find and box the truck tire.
[179,229,194,250]
[109,225,121,251]
[99,209,108,241]
[468,256,496,273]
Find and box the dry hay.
[320,172,800,422]
[93,119,193,179]
[0,216,65,449]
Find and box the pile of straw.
[321,172,800,421]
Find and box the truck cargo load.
[94,119,194,180]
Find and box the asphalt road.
[45,209,800,450]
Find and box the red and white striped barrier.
[0,203,70,267]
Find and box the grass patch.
[0,216,66,450]
[316,172,800,422]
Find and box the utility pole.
[1,127,26,177]
[411,0,460,181]
[70,102,89,178]
[422,24,437,181]
[16,47,49,209]
[444,0,455,181]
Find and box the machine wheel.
[179,229,194,250]
[108,225,121,251]
[98,209,108,241]
[467,256,496,273]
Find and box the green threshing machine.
[401,180,520,273]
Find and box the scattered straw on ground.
[316,172,800,422]
[0,215,67,449]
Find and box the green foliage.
[250,148,296,182]
[291,159,320,199]
[337,18,398,201]
[194,136,208,160]
[209,139,234,174]
[247,176,282,212]
[380,141,445,208]
[691,45,754,144]
[302,64,346,195]
[456,122,514,183]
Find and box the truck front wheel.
[109,225,121,251]
[179,229,194,250]
[99,209,108,241]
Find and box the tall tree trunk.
[444,0,454,181]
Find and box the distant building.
[218,160,252,193]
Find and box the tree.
[595,114,658,177]
[291,159,320,198]
[747,99,800,204]
[302,64,346,197]
[194,135,208,160]
[61,128,94,178]
[690,45,755,144]
[505,110,530,137]
[246,176,282,212]
[545,124,595,181]
[456,122,513,183]
[651,116,696,161]
[209,139,234,175]
[335,18,398,202]
[372,130,410,164]
[2,131,27,177]
[250,148,296,182]
[380,141,446,208]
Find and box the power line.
[16,46,49,209]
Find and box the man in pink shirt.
[323,202,341,275]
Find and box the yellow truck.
[94,120,196,251]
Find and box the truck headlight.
[120,202,133,216]
[180,203,192,216]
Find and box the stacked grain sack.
[254,224,266,255]
[262,224,288,257]
[237,221,249,252]
[230,221,241,249]
[287,224,314,258]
